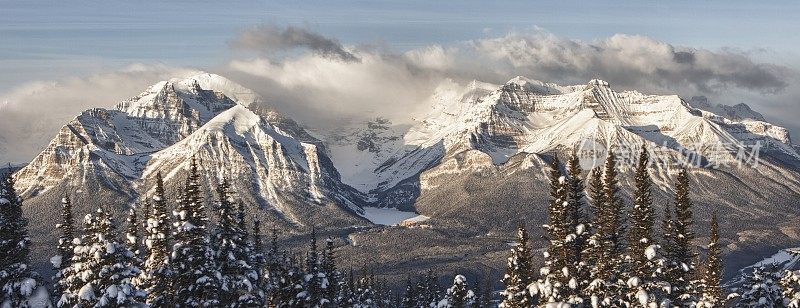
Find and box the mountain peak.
[587,78,610,88]
[202,104,262,135]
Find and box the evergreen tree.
[281,254,305,307]
[401,278,418,308]
[52,194,75,300]
[781,270,800,308]
[212,178,257,306]
[626,144,655,280]
[587,167,605,222]
[443,274,474,308]
[353,268,378,307]
[624,244,673,307]
[587,151,626,305]
[673,168,697,303]
[302,228,329,307]
[249,217,267,306]
[138,172,173,307]
[737,264,785,307]
[599,150,625,272]
[659,203,681,304]
[59,209,144,307]
[0,173,47,307]
[414,269,441,307]
[698,213,724,307]
[266,228,296,307]
[584,166,605,291]
[170,157,220,307]
[322,236,341,306]
[541,155,569,303]
[339,268,357,308]
[500,225,535,307]
[565,151,590,302]
[126,204,142,260]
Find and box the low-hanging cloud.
[470,31,790,94]
[222,27,795,133]
[0,64,199,163]
[2,27,797,164]
[230,25,360,63]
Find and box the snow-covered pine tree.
[401,278,418,308]
[737,264,785,307]
[211,178,257,307]
[659,203,681,304]
[442,274,475,308]
[599,150,626,272]
[266,228,296,307]
[673,168,697,304]
[353,268,378,307]
[52,194,75,301]
[416,269,440,307]
[374,277,393,307]
[565,151,590,302]
[283,253,305,307]
[584,166,605,296]
[587,150,627,305]
[170,157,220,307]
[540,155,569,303]
[781,269,800,308]
[138,172,173,307]
[126,204,142,262]
[249,216,267,306]
[697,213,724,307]
[626,144,655,281]
[60,209,144,307]
[500,225,535,308]
[624,244,673,307]
[301,228,330,307]
[322,236,341,306]
[339,268,357,308]
[0,173,47,307]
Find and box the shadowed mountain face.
[14,73,800,285]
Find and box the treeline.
[2,148,800,307]
[497,146,800,307]
[0,159,479,307]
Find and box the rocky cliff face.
[13,73,800,282]
[15,73,367,241]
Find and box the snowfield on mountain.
[13,73,800,286]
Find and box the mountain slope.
[14,73,368,274]
[334,77,800,208]
[319,76,800,282]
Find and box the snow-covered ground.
[360,207,424,225]
[726,247,800,287]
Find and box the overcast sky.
[1,0,799,162]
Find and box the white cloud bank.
[1,27,796,163]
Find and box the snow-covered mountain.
[15,73,367,242]
[13,73,800,281]
[322,77,800,209]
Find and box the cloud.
[222,52,441,127]
[2,27,797,164]
[0,64,199,163]
[230,25,360,63]
[222,28,795,133]
[470,31,790,95]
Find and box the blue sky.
[1,0,799,162]
[2,0,798,90]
